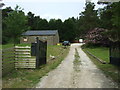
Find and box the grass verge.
[83,46,109,63]
[2,45,70,88]
[2,44,14,49]
[73,48,81,72]
[82,46,120,86]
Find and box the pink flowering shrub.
[85,28,109,46]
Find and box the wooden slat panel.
[15,50,30,52]
[15,63,35,65]
[15,58,36,61]
[15,65,36,67]
[15,62,36,64]
[15,65,35,67]
[15,56,31,58]
[15,61,36,63]
[15,46,30,49]
[15,66,36,68]
[14,46,36,69]
[15,62,35,64]
[15,53,30,55]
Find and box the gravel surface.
[36,43,118,88]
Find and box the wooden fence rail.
[2,47,15,76]
[2,46,36,76]
[2,43,46,75]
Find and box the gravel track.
[36,43,118,88]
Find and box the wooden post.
[36,37,40,68]
[109,41,112,64]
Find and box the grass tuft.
[73,48,81,72]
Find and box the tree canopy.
[3,6,29,44]
[2,2,120,44]
[78,2,100,37]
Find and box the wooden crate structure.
[15,46,36,68]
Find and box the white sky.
[2,0,105,21]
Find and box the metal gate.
[31,37,47,68]
[110,41,120,66]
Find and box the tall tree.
[99,2,120,42]
[99,4,113,30]
[27,11,35,29]
[48,19,57,29]
[2,7,13,44]
[52,19,63,41]
[3,6,29,44]
[110,2,120,42]
[37,18,49,30]
[62,18,77,41]
[78,2,100,38]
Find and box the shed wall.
[20,35,59,45]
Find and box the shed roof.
[22,30,58,36]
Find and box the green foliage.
[78,2,100,38]
[99,5,113,30]
[110,2,120,42]
[2,44,14,49]
[99,2,120,42]
[27,12,49,30]
[84,46,109,63]
[62,17,77,41]
[3,6,29,44]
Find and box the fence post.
[36,37,40,68]
[109,41,112,64]
[2,51,3,76]
[14,45,15,69]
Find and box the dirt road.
[36,43,118,88]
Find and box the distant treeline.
[2,2,120,44]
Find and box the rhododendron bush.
[85,28,109,45]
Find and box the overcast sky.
[2,0,105,21]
